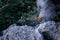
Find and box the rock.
[0,21,59,40]
[2,25,35,40]
[35,28,44,40]
[0,24,44,40]
[36,21,57,40]
[54,22,60,40]
[36,21,60,40]
[38,21,57,32]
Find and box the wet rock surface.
[38,21,57,32]
[0,24,44,40]
[1,24,35,40]
[0,21,60,40]
[38,21,60,40]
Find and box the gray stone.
[37,21,57,32]
[0,24,44,40]
[36,21,60,40]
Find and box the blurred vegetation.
[0,0,60,31]
[0,0,39,31]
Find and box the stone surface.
[36,21,60,40]
[0,21,60,40]
[2,24,35,40]
[35,21,57,40]
[37,21,57,32]
[0,24,43,40]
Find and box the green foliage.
[0,0,39,31]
